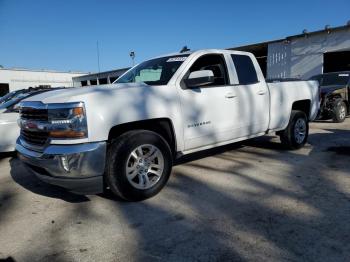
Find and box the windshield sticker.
[339,74,349,77]
[167,57,187,62]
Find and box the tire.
[106,130,173,201]
[279,110,309,150]
[332,100,347,123]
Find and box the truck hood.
[20,82,177,143]
[23,83,147,104]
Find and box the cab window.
[188,54,229,86]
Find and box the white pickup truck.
[16,49,319,201]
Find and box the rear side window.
[231,54,258,85]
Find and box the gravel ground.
[0,118,349,262]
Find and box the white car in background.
[0,87,63,152]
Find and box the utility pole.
[96,41,101,73]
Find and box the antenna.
[96,41,101,73]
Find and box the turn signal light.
[49,130,86,138]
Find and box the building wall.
[267,42,291,79]
[73,68,129,87]
[0,69,85,92]
[267,28,350,79]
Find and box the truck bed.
[268,80,319,131]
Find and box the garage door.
[324,51,350,73]
[0,83,9,97]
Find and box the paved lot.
[0,118,349,262]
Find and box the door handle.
[257,90,266,95]
[225,93,237,98]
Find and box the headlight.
[48,104,88,139]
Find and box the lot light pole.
[129,51,135,67]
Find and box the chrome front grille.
[20,107,49,147]
[20,130,49,146]
[20,108,48,121]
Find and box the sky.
[0,0,349,73]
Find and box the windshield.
[318,73,350,86]
[115,55,189,86]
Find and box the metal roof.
[0,67,88,74]
[229,24,350,50]
[72,67,130,81]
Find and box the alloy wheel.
[125,144,164,189]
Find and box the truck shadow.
[327,146,350,156]
[174,142,244,165]
[9,157,90,203]
[314,115,350,123]
[101,128,350,260]
[0,152,16,160]
[174,134,286,167]
[6,126,350,261]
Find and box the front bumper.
[16,139,106,194]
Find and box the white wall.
[0,69,85,91]
[267,28,350,79]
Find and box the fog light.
[60,156,70,172]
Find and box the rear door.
[229,54,270,135]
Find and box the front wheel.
[332,100,347,123]
[106,130,173,201]
[279,110,309,150]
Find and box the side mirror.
[184,70,214,88]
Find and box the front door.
[178,54,239,151]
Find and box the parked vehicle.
[16,49,320,201]
[0,87,64,152]
[310,71,350,122]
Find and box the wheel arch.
[344,99,350,111]
[108,118,177,156]
[291,100,311,120]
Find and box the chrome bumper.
[16,139,106,194]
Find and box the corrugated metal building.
[231,23,350,80]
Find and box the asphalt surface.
[0,118,349,262]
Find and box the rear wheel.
[106,130,173,201]
[279,110,309,150]
[332,100,347,123]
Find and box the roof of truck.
[152,49,250,60]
